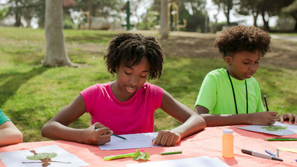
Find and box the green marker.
[160,151,182,155]
[94,126,127,140]
[266,138,297,141]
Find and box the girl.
[0,109,23,146]
[42,33,206,146]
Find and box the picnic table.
[0,125,296,167]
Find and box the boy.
[0,109,23,146]
[194,25,297,127]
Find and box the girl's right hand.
[82,122,112,145]
[248,111,279,125]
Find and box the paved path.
[270,34,297,42]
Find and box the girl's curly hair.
[214,25,271,58]
[104,33,165,80]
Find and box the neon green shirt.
[0,109,11,125]
[194,68,265,114]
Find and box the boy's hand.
[82,122,112,145]
[279,113,297,124]
[152,130,181,146]
[249,112,279,125]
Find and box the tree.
[160,0,168,39]
[234,0,260,27]
[282,0,297,31]
[129,0,149,30]
[212,0,233,25]
[43,0,77,67]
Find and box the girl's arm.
[42,94,112,145]
[195,105,279,126]
[152,90,206,146]
[0,121,23,146]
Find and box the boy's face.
[225,50,260,80]
[114,56,150,101]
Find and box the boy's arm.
[42,94,112,145]
[152,90,206,146]
[195,105,279,126]
[0,121,23,146]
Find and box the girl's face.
[113,56,150,101]
[226,50,260,80]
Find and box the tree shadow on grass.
[0,66,48,108]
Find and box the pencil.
[94,126,127,140]
[263,95,269,111]
[265,138,297,141]
[159,151,182,155]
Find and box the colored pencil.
[273,137,297,139]
[263,95,269,111]
[160,151,182,155]
[94,126,127,140]
[265,138,297,141]
[112,133,127,140]
[265,150,276,157]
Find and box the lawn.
[0,27,297,142]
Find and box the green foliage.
[131,149,150,161]
[0,7,8,20]
[261,125,287,131]
[27,153,57,160]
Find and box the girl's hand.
[279,113,297,124]
[151,130,181,146]
[82,122,112,145]
[248,112,279,125]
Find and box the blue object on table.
[265,150,276,157]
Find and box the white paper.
[0,145,89,167]
[99,132,160,151]
[125,156,230,167]
[237,121,297,136]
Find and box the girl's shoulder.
[142,82,163,93]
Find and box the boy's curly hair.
[104,33,164,80]
[214,25,271,58]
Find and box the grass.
[0,27,297,142]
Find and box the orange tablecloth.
[1,125,297,167]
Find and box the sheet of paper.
[0,145,89,167]
[126,156,230,167]
[99,132,160,151]
[278,148,297,153]
[237,121,297,136]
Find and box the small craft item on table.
[99,132,160,151]
[0,145,89,167]
[237,122,297,136]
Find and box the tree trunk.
[261,11,269,31]
[160,0,169,39]
[252,13,258,27]
[88,0,92,29]
[291,14,297,31]
[14,13,22,27]
[43,0,78,67]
